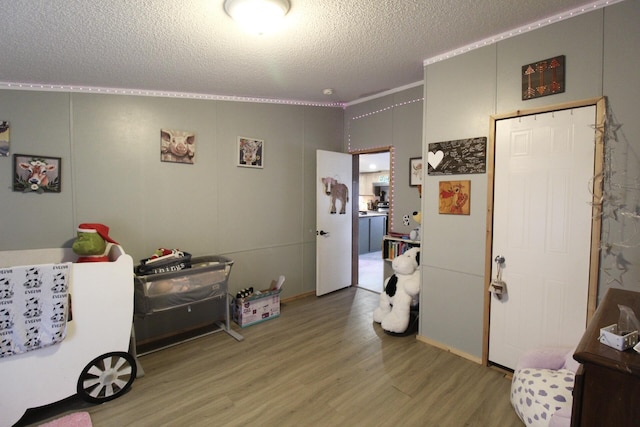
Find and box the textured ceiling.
[0,0,613,105]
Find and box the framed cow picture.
[237,136,264,169]
[13,154,61,193]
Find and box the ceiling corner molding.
[345,80,424,107]
[0,82,346,108]
[423,0,625,67]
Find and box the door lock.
[490,255,507,300]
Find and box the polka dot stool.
[510,347,578,427]
[511,368,574,426]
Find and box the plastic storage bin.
[134,255,233,315]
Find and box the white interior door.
[489,106,596,370]
[316,150,352,296]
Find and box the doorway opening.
[355,150,391,293]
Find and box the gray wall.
[421,1,640,359]
[346,84,424,234]
[0,91,344,299]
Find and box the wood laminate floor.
[16,287,523,427]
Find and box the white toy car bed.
[0,245,136,427]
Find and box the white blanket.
[0,263,71,357]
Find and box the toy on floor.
[72,223,118,263]
[373,247,420,334]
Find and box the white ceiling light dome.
[224,0,291,35]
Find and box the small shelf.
[382,235,420,261]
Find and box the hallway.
[358,250,384,293]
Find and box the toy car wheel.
[77,351,137,404]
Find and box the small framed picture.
[237,137,264,168]
[410,157,423,186]
[161,129,195,164]
[13,154,61,193]
[0,121,9,157]
[438,180,470,215]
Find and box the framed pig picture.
[161,129,195,164]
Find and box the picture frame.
[438,180,470,215]
[522,55,565,100]
[427,137,486,176]
[409,157,423,186]
[13,154,62,193]
[237,136,264,169]
[161,129,195,164]
[0,121,9,157]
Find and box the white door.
[317,150,352,296]
[489,106,596,370]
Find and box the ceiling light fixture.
[224,0,290,35]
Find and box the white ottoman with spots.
[511,367,575,427]
[510,347,578,427]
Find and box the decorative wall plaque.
[427,137,486,176]
[438,180,470,215]
[522,55,565,100]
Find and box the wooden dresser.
[571,288,640,426]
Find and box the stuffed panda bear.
[373,247,420,334]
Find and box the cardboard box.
[233,288,281,327]
[233,276,284,328]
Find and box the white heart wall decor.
[428,150,444,169]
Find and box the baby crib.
[0,245,136,427]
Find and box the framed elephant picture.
[409,157,423,186]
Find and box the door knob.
[494,255,505,264]
[317,230,330,236]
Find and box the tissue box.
[599,324,639,350]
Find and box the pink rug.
[39,412,92,427]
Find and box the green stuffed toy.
[72,223,119,263]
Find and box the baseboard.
[282,290,315,303]
[416,334,482,365]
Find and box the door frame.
[350,146,395,286]
[482,97,606,366]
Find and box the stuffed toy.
[373,247,420,333]
[409,210,421,241]
[72,223,118,263]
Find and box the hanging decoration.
[427,137,486,175]
[438,180,470,215]
[522,55,565,100]
[0,121,9,157]
[13,154,61,193]
[592,105,640,287]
